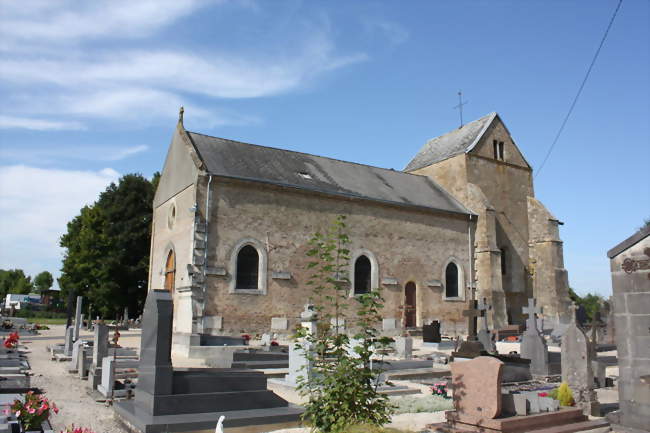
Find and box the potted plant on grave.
[10,391,58,432]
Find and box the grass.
[391,394,454,414]
[25,317,67,325]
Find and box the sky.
[0,1,648,297]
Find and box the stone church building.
[149,110,571,357]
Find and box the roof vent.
[298,172,312,180]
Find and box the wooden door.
[164,250,175,293]
[404,282,417,328]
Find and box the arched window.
[354,255,371,294]
[164,250,175,293]
[236,245,259,291]
[445,262,459,298]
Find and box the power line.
[535,0,623,179]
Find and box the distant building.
[4,293,41,311]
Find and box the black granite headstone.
[114,290,302,432]
[422,321,441,343]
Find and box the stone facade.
[149,111,572,359]
[607,224,650,430]
[407,113,571,329]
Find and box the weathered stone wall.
[528,197,571,327]
[410,154,468,205]
[609,232,650,430]
[149,184,197,335]
[202,178,474,335]
[462,121,534,327]
[406,118,572,328]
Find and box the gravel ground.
[21,325,141,433]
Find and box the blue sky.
[0,1,648,297]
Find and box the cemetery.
[0,3,647,432]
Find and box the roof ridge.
[186,130,424,180]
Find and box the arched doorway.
[164,250,175,293]
[404,282,417,328]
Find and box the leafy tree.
[568,287,604,322]
[33,271,54,294]
[59,173,156,318]
[0,269,34,297]
[296,215,393,432]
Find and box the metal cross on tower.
[453,90,468,127]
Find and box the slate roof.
[404,112,497,172]
[186,131,472,216]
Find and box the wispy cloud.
[0,145,150,164]
[0,115,85,131]
[0,0,216,45]
[0,165,120,279]
[0,1,367,128]
[363,18,409,47]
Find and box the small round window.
[168,204,176,229]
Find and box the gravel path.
[22,325,141,433]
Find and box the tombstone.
[63,326,74,357]
[451,298,484,359]
[395,336,413,359]
[561,304,600,416]
[283,304,318,386]
[72,296,83,342]
[114,290,301,431]
[77,345,89,379]
[435,356,603,432]
[477,298,496,352]
[90,324,109,389]
[422,320,441,343]
[68,339,84,373]
[451,356,504,419]
[520,298,550,376]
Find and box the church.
[148,109,571,358]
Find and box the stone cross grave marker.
[73,296,83,342]
[561,303,599,416]
[521,298,550,375]
[453,298,486,358]
[477,298,496,352]
[463,299,480,340]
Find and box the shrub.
[555,382,575,407]
[296,215,394,433]
[391,395,454,414]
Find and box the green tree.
[568,287,604,322]
[0,269,34,297]
[59,173,156,318]
[296,215,393,432]
[33,271,54,294]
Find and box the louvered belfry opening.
[236,245,259,290]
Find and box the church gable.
[469,114,531,169]
[153,123,204,208]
